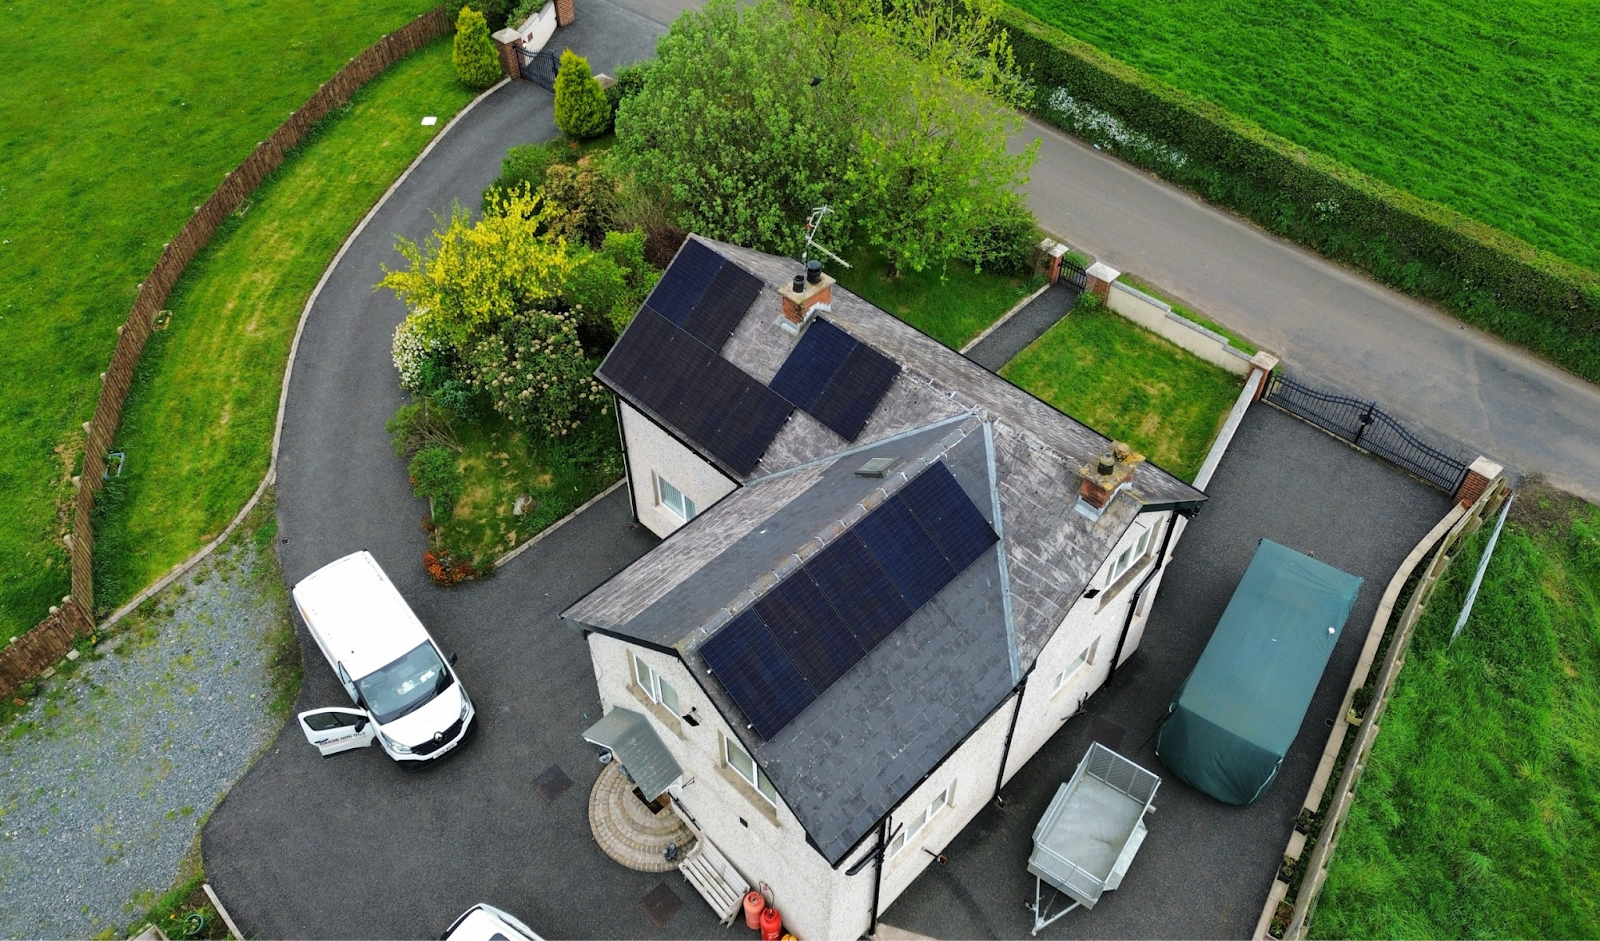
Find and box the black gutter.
[612,394,638,523]
[992,678,1028,806]
[1107,509,1180,679]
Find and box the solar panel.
[853,495,956,609]
[769,318,858,411]
[672,355,750,443]
[681,262,763,350]
[636,329,714,415]
[754,572,865,691]
[808,342,902,441]
[699,609,818,740]
[598,308,675,393]
[897,463,999,571]
[707,382,793,475]
[803,531,913,651]
[644,239,725,326]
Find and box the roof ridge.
[682,414,989,652]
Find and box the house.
[562,236,1207,939]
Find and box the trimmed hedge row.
[999,6,1600,381]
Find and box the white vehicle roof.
[443,904,542,941]
[292,551,430,680]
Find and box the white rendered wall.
[1001,509,1180,788]
[513,1,557,49]
[588,633,845,938]
[618,401,737,538]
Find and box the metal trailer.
[1025,742,1162,935]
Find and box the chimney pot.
[806,259,822,284]
[792,273,806,293]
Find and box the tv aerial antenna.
[802,205,852,269]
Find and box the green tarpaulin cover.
[1156,539,1362,805]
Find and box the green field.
[0,0,439,640]
[1313,485,1600,938]
[1010,0,1600,274]
[92,40,475,612]
[1001,300,1241,482]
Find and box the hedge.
[999,6,1600,382]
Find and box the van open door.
[298,707,376,756]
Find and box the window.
[888,786,951,858]
[658,474,696,521]
[1053,638,1099,692]
[1106,521,1154,586]
[724,736,778,805]
[633,653,681,716]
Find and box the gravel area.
[0,534,293,939]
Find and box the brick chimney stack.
[779,259,834,330]
[1077,442,1144,516]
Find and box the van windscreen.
[357,643,453,724]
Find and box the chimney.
[779,261,834,331]
[1076,441,1144,518]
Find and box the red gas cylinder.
[759,904,782,941]
[743,891,765,929]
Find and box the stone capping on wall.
[1106,280,1254,376]
[1249,473,1509,940]
[0,5,454,702]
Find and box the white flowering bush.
[1046,87,1190,172]
[391,315,443,393]
[466,308,609,436]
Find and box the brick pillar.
[1038,238,1067,283]
[1247,351,1280,401]
[1454,456,1503,507]
[1085,261,1121,301]
[491,28,523,80]
[555,0,575,26]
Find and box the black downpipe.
[1108,511,1180,679]
[992,679,1028,806]
[868,817,889,934]
[612,395,638,523]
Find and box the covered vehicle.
[1156,539,1361,804]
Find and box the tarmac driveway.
[200,4,737,937]
[880,405,1453,939]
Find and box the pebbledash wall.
[0,6,454,700]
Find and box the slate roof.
[567,236,1206,865]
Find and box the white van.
[291,551,475,767]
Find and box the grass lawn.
[429,414,621,571]
[0,0,439,640]
[833,247,1044,350]
[1001,301,1242,482]
[1313,484,1600,938]
[91,39,476,613]
[1010,0,1600,274]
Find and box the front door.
[298,707,377,756]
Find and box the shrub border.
[1000,6,1600,380]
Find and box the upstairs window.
[1053,638,1100,692]
[658,474,696,521]
[633,652,681,716]
[1106,521,1154,586]
[724,735,779,806]
[888,785,951,858]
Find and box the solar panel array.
[699,462,999,738]
[601,308,793,475]
[769,319,901,441]
[642,239,764,350]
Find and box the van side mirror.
[449,652,459,665]
[354,718,368,733]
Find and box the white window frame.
[723,735,778,806]
[1053,638,1100,693]
[657,473,696,521]
[1106,520,1154,586]
[887,785,952,859]
[633,652,681,716]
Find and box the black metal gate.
[1263,373,1470,492]
[1059,259,1088,293]
[518,48,560,89]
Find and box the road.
[1018,119,1600,502]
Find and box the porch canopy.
[583,707,683,799]
[1156,539,1362,805]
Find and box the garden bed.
[1000,296,1242,482]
